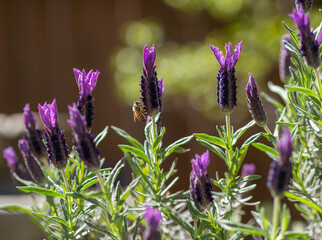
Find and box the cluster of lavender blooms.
[1,0,321,239]
[4,68,100,179]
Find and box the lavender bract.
[38,99,68,170]
[210,41,242,113]
[140,45,162,116]
[144,206,161,240]
[74,68,100,130]
[18,139,45,185]
[23,104,47,159]
[67,103,100,171]
[279,34,292,81]
[189,150,213,210]
[245,73,267,127]
[3,147,32,183]
[241,163,256,178]
[267,127,293,197]
[289,7,321,68]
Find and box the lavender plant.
[0,1,321,239]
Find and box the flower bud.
[18,139,46,185]
[279,34,292,81]
[245,73,267,127]
[144,206,161,240]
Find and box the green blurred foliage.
[111,0,321,120]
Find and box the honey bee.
[132,101,148,122]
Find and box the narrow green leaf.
[111,126,144,151]
[118,145,151,166]
[17,186,64,198]
[94,126,108,146]
[86,221,119,240]
[284,192,322,214]
[164,135,193,158]
[232,120,255,145]
[218,220,265,236]
[194,133,226,148]
[251,143,279,157]
[196,139,226,161]
[285,85,319,99]
[0,205,32,214]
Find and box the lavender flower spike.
[267,127,293,197]
[67,103,100,171]
[74,68,100,130]
[144,206,161,240]
[23,104,47,158]
[18,139,46,185]
[279,34,292,81]
[210,41,242,113]
[289,7,321,68]
[38,99,68,170]
[140,44,162,116]
[189,150,213,210]
[3,147,32,184]
[245,73,267,127]
[295,0,313,12]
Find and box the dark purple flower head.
[267,127,293,197]
[289,7,321,68]
[140,44,162,116]
[144,206,161,240]
[68,103,100,171]
[23,104,47,158]
[3,147,32,184]
[245,73,267,127]
[210,41,242,113]
[74,68,100,131]
[278,127,293,163]
[38,99,58,133]
[241,163,256,177]
[295,0,313,12]
[189,150,213,210]
[39,99,68,170]
[18,139,46,185]
[279,34,292,81]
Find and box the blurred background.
[0,0,321,239]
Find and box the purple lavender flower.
[67,103,100,171]
[140,45,162,116]
[241,163,256,178]
[289,7,321,68]
[279,34,292,81]
[23,104,47,159]
[38,99,68,170]
[245,73,267,127]
[267,127,293,197]
[18,139,45,185]
[278,126,293,163]
[144,206,161,240]
[295,0,313,12]
[189,150,213,210]
[3,147,32,184]
[210,41,242,113]
[74,68,100,130]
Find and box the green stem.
[225,114,233,166]
[61,170,73,234]
[314,69,322,102]
[151,115,161,201]
[271,196,280,240]
[96,171,115,215]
